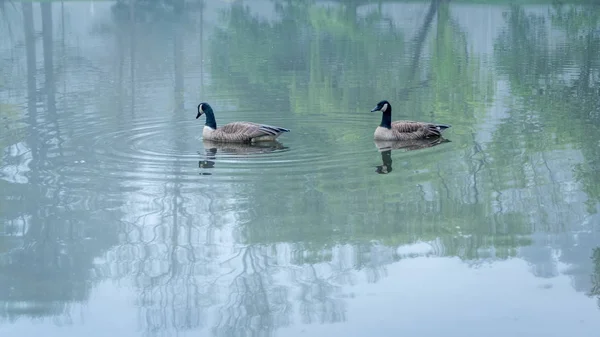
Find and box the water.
[1,1,600,336]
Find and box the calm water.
[1,1,600,336]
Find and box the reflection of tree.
[549,5,600,213]
[214,1,529,263]
[93,8,215,336]
[213,246,292,336]
[297,270,345,324]
[41,3,56,115]
[109,0,204,114]
[494,3,600,299]
[0,2,121,323]
[0,0,16,44]
[4,1,599,334]
[208,2,534,274]
[589,247,600,306]
[109,215,213,337]
[0,2,35,243]
[426,1,492,119]
[495,6,599,203]
[112,0,189,23]
[210,1,408,115]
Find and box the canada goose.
[370,100,451,141]
[196,102,290,143]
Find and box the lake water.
[1,1,600,336]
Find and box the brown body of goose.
[196,102,290,143]
[370,100,451,141]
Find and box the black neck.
[204,110,217,129]
[380,108,392,129]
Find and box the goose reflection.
[198,140,288,174]
[374,138,450,174]
[198,147,216,174]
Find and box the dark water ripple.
[51,112,395,186]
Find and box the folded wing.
[217,122,290,142]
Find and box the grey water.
[1,1,600,336]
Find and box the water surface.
[1,1,600,336]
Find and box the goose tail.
[275,127,291,133]
[260,124,291,134]
[435,124,451,131]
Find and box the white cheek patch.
[381,103,388,112]
[199,104,204,113]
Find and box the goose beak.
[196,111,203,119]
[371,106,379,112]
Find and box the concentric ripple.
[193,114,381,181]
[5,95,455,219]
[53,110,449,190]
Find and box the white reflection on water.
[2,256,600,337]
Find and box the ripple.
[194,113,388,183]
[94,119,199,161]
[54,110,450,187]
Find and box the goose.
[370,100,451,141]
[196,102,290,143]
